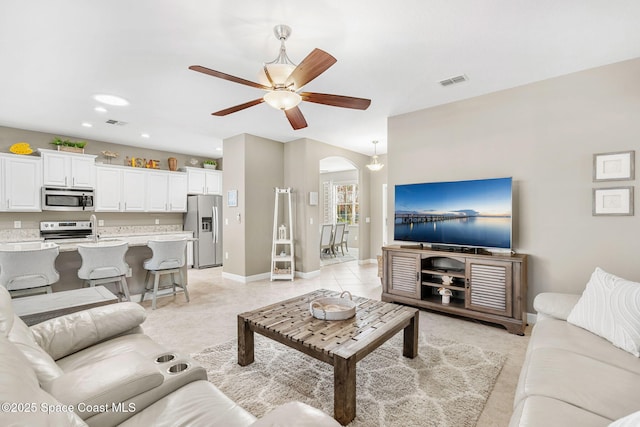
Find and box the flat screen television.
[394,177,512,250]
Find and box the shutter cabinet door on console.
[386,251,421,299]
[465,259,512,317]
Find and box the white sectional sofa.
[0,286,340,427]
[510,288,640,426]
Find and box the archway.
[319,156,360,266]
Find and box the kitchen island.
[0,231,194,297]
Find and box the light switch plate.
[14,221,21,229]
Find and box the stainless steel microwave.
[41,187,95,211]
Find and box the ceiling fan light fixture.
[258,63,296,87]
[366,140,384,171]
[263,90,301,111]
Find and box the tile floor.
[141,261,530,427]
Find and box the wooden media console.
[381,245,527,335]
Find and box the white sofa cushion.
[0,335,87,427]
[0,286,64,382]
[609,411,640,427]
[30,302,146,360]
[567,267,640,357]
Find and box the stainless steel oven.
[42,187,95,211]
[40,220,93,241]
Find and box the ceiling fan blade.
[300,92,371,110]
[285,49,337,89]
[213,99,264,116]
[189,65,271,90]
[284,106,308,130]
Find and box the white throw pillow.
[609,410,640,427]
[567,267,640,357]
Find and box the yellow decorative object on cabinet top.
[9,142,33,155]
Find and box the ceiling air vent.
[105,119,128,126]
[439,74,468,87]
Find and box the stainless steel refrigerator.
[184,195,223,268]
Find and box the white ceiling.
[1,1,639,158]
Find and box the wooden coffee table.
[237,289,419,425]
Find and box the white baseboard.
[526,312,537,326]
[296,270,320,279]
[222,270,321,282]
[222,271,270,283]
[359,258,377,265]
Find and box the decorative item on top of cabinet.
[125,156,152,168]
[100,151,119,164]
[9,142,34,155]
[203,159,217,170]
[50,137,86,154]
[145,159,160,169]
[168,157,178,171]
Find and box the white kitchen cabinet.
[95,166,122,212]
[168,173,187,211]
[146,171,169,212]
[96,166,186,213]
[122,169,146,212]
[39,149,96,188]
[0,154,42,212]
[95,165,145,212]
[185,167,222,195]
[146,171,187,212]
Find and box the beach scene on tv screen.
[394,177,512,249]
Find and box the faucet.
[89,214,98,242]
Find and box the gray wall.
[0,125,219,171]
[368,154,388,259]
[285,138,372,274]
[221,133,283,278]
[387,58,640,311]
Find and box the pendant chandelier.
[366,140,384,171]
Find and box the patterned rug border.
[191,333,506,427]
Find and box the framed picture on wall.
[228,189,238,207]
[593,150,635,181]
[592,186,634,216]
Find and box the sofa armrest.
[43,351,163,420]
[250,402,341,427]
[30,302,146,360]
[533,293,581,321]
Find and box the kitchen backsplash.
[0,224,183,243]
[0,229,40,242]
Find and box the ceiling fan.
[189,25,371,130]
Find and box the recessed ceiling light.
[216,147,222,151]
[81,122,93,128]
[94,106,108,113]
[93,94,129,106]
[141,133,150,138]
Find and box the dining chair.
[332,223,346,256]
[340,228,350,254]
[320,224,334,258]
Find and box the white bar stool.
[0,242,60,297]
[77,241,131,302]
[140,239,189,310]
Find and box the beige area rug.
[191,333,506,427]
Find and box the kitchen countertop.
[0,232,194,253]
